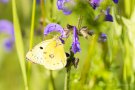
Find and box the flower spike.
[105,7,113,22]
[57,0,75,15]
[90,0,101,9]
[71,26,80,54]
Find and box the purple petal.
[72,26,80,54]
[59,37,65,44]
[62,8,72,15]
[3,38,13,52]
[98,33,107,42]
[0,20,14,40]
[113,0,118,4]
[0,0,9,3]
[44,23,66,38]
[106,7,110,15]
[57,0,73,15]
[90,0,101,9]
[105,8,113,22]
[57,0,64,10]
[105,14,113,22]
[36,0,40,4]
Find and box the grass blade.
[12,0,28,90]
[29,0,36,49]
[27,0,36,86]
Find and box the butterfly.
[26,37,67,70]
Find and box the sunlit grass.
[12,0,28,90]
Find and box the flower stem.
[50,70,56,90]
[64,67,71,90]
[77,15,83,30]
[40,0,45,26]
[50,0,54,19]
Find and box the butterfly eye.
[40,46,43,49]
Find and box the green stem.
[27,0,36,86]
[77,15,83,30]
[64,67,71,90]
[50,70,56,90]
[40,0,45,26]
[124,0,131,18]
[50,0,54,19]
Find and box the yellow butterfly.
[26,37,67,70]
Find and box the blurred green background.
[0,0,135,90]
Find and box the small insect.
[26,37,67,70]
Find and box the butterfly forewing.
[26,39,53,65]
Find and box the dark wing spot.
[43,52,47,54]
[49,54,54,59]
[26,57,29,60]
[40,46,43,49]
[58,44,62,46]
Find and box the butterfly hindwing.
[43,39,67,70]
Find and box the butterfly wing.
[43,39,67,70]
[26,38,67,70]
[26,39,53,65]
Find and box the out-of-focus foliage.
[0,0,135,90]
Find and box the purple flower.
[113,0,118,4]
[105,7,113,22]
[90,0,101,9]
[0,20,14,38]
[3,38,13,52]
[0,0,9,3]
[98,33,107,42]
[0,20,14,52]
[57,0,74,15]
[59,37,65,44]
[71,26,80,54]
[36,0,40,4]
[44,23,66,38]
